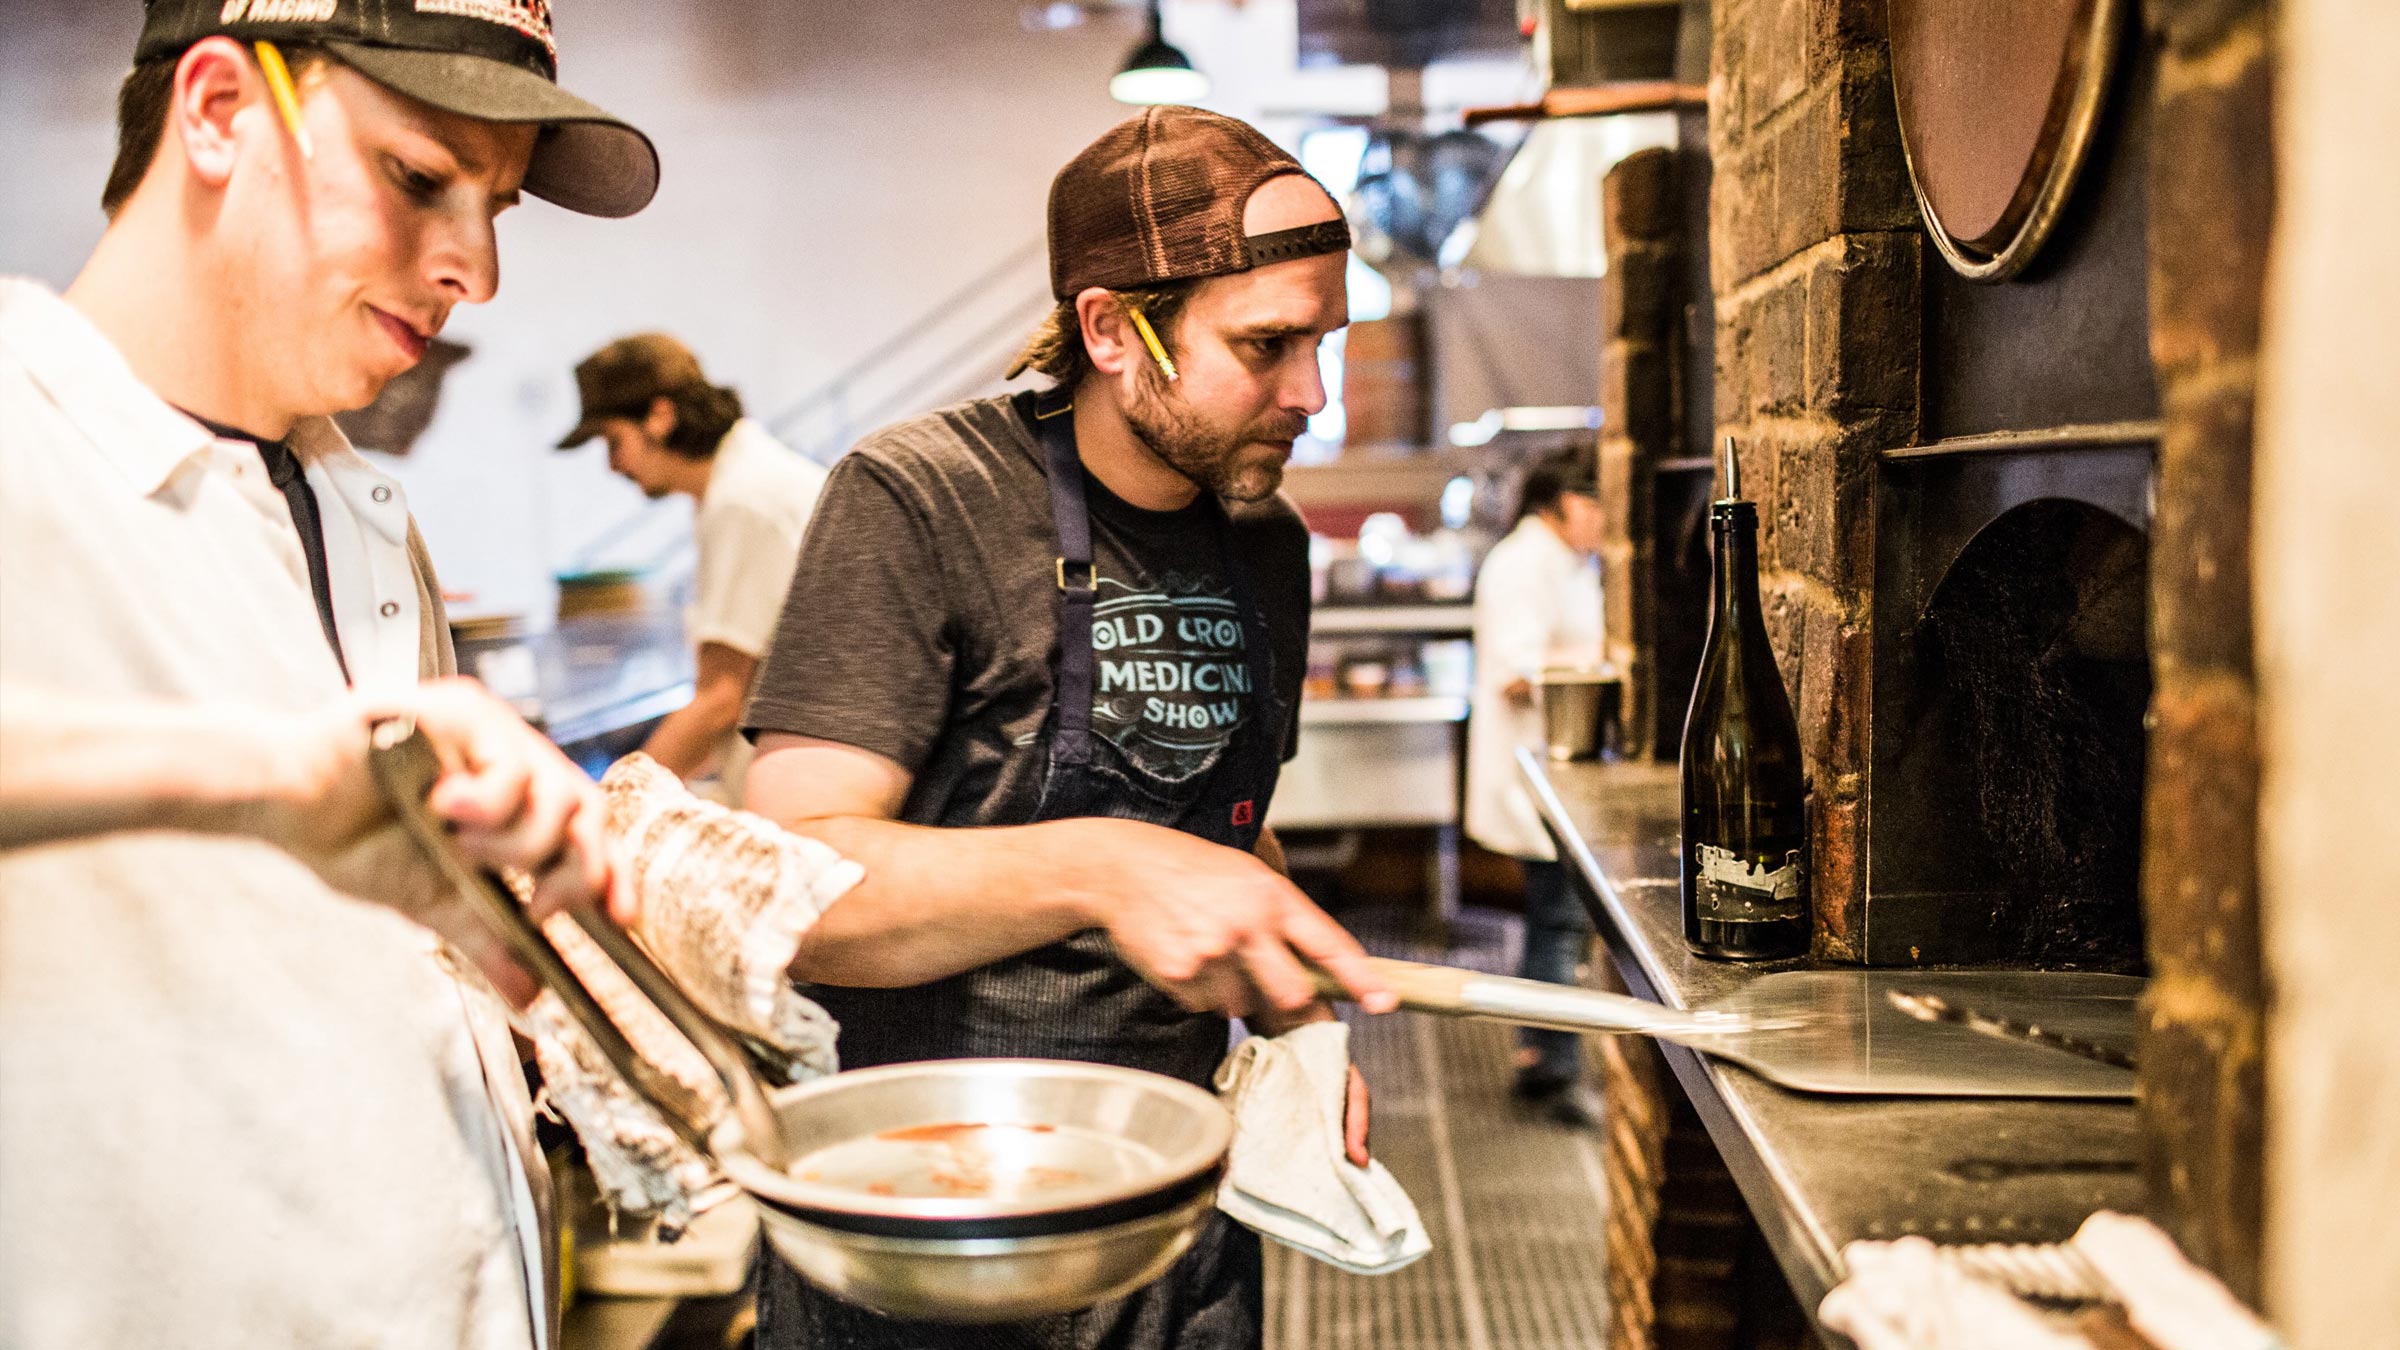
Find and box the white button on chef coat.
[290,420,427,700]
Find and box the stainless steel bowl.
[717,1059,1233,1323]
[368,729,1235,1322]
[748,1192,1219,1323]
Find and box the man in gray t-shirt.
[741,109,1388,1350]
[746,388,1314,1079]
[748,391,1312,838]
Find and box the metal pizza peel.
[1316,959,2139,1098]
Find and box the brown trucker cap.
[136,0,659,218]
[1047,105,1351,301]
[555,333,706,448]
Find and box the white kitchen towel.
[524,756,862,1234]
[1817,1214,2282,1350]
[1213,1021,1432,1275]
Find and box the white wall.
[2257,0,2400,1340]
[2,0,1515,616]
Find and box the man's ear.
[1075,288,1137,378]
[642,395,679,442]
[173,37,262,191]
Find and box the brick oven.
[1593,0,2272,1312]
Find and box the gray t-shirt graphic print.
[1087,567,1259,783]
[742,391,1309,834]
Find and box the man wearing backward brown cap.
[741,107,1392,1349]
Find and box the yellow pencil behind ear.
[255,41,315,160]
[1125,303,1179,383]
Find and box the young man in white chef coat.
[556,333,827,805]
[0,1,656,1345]
[1464,446,1608,1125]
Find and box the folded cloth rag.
[524,755,862,1235]
[1818,1236,2097,1350]
[1213,1021,1431,1275]
[1818,1213,2282,1350]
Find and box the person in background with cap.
[0,1,655,1345]
[1464,446,1608,1127]
[556,334,826,805]
[740,106,1390,1350]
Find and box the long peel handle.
[1311,956,1738,1039]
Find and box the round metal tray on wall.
[1889,0,2127,281]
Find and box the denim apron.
[759,393,1286,1350]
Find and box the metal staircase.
[565,237,1053,577]
[766,236,1053,466]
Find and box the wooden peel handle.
[1309,955,1727,1038]
[1310,956,1477,1013]
[1460,82,1709,127]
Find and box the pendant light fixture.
[1110,0,1208,105]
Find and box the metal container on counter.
[1537,666,1625,762]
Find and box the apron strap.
[1211,503,1274,768]
[1033,390,1280,790]
[1035,394,1096,766]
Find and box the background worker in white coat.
[1464,445,1608,1125]
[557,333,826,805]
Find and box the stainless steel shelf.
[1310,604,1474,635]
[1517,749,2142,1325]
[1298,695,1470,726]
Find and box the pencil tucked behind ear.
[1125,304,1179,382]
[253,41,315,161]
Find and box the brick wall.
[1707,0,1920,959]
[1702,0,2267,1301]
[1599,147,1683,761]
[1594,954,1808,1350]
[2138,0,2272,1305]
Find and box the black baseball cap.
[136,0,658,218]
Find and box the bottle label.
[1696,843,1807,923]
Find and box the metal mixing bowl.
[716,1059,1233,1323]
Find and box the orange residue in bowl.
[875,1122,1058,1143]
[927,1168,991,1196]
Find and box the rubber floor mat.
[1262,905,1614,1350]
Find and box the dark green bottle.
[1679,439,1809,961]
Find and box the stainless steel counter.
[456,611,694,770]
[1516,749,2142,1320]
[536,613,694,751]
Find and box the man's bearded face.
[1120,351,1306,504]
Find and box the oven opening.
[1908,498,2150,968]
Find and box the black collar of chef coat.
[178,410,352,683]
